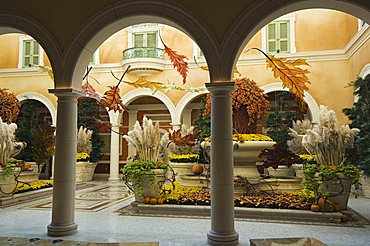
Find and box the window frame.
[261,14,296,54]
[18,35,44,68]
[127,23,164,49]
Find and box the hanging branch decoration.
[194,56,241,75]
[245,48,311,110]
[82,67,101,101]
[160,35,188,84]
[169,128,199,146]
[125,76,165,92]
[38,66,54,81]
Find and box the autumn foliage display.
[205,77,270,134]
[163,43,188,85]
[0,88,21,123]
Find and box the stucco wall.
[0,34,19,68]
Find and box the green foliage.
[1,162,14,177]
[15,100,40,161]
[265,91,305,150]
[77,98,105,162]
[121,160,168,195]
[193,95,210,142]
[343,76,370,175]
[31,123,55,170]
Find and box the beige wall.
[295,10,358,52]
[99,29,127,63]
[0,34,19,68]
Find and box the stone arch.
[63,1,218,89]
[16,92,57,125]
[0,10,62,86]
[174,90,209,126]
[220,0,370,78]
[121,89,176,123]
[360,63,370,78]
[261,83,320,124]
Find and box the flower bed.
[163,182,314,210]
[169,154,199,163]
[14,180,53,194]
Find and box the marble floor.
[0,181,370,246]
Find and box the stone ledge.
[250,237,327,246]
[134,203,343,224]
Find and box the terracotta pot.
[191,164,204,175]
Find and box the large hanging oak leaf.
[100,86,122,112]
[82,81,101,101]
[125,77,164,92]
[163,44,188,84]
[266,55,310,102]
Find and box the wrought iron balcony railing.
[122,47,164,60]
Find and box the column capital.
[49,88,85,98]
[206,82,235,94]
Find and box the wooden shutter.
[146,33,157,48]
[278,21,289,53]
[267,23,277,53]
[133,33,144,47]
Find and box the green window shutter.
[198,48,204,58]
[266,20,290,53]
[266,23,277,53]
[23,40,40,67]
[146,33,157,48]
[133,33,144,47]
[278,21,289,53]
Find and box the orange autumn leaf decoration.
[161,37,188,84]
[125,76,164,92]
[265,54,310,109]
[169,129,199,146]
[82,81,101,101]
[99,86,122,112]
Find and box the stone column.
[127,110,138,158]
[170,122,181,130]
[206,82,239,246]
[182,109,192,127]
[108,110,121,182]
[47,88,82,236]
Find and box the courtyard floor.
[0,181,369,246]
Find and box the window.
[127,23,164,59]
[262,15,296,54]
[18,36,44,68]
[266,21,290,53]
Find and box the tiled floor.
[0,181,370,246]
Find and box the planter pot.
[18,172,39,182]
[260,177,302,193]
[267,166,295,177]
[179,174,210,188]
[169,162,194,176]
[233,141,276,179]
[0,168,19,197]
[317,175,352,209]
[83,162,97,182]
[134,169,167,202]
[360,175,370,199]
[76,161,89,183]
[292,164,304,178]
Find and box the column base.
[47,222,78,236]
[207,230,239,246]
[108,177,121,183]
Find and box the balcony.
[122,47,165,76]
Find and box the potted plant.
[168,124,201,176]
[122,117,174,202]
[343,75,370,198]
[287,119,314,177]
[77,97,105,172]
[0,118,25,197]
[30,122,55,178]
[302,105,360,209]
[259,143,299,177]
[204,77,274,179]
[76,126,95,182]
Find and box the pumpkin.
[311,204,320,212]
[150,198,158,205]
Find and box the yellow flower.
[76,152,90,161]
[205,134,273,142]
[169,154,199,163]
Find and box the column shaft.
[47,89,81,236]
[206,82,239,246]
[109,124,120,182]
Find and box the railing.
[122,47,164,60]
